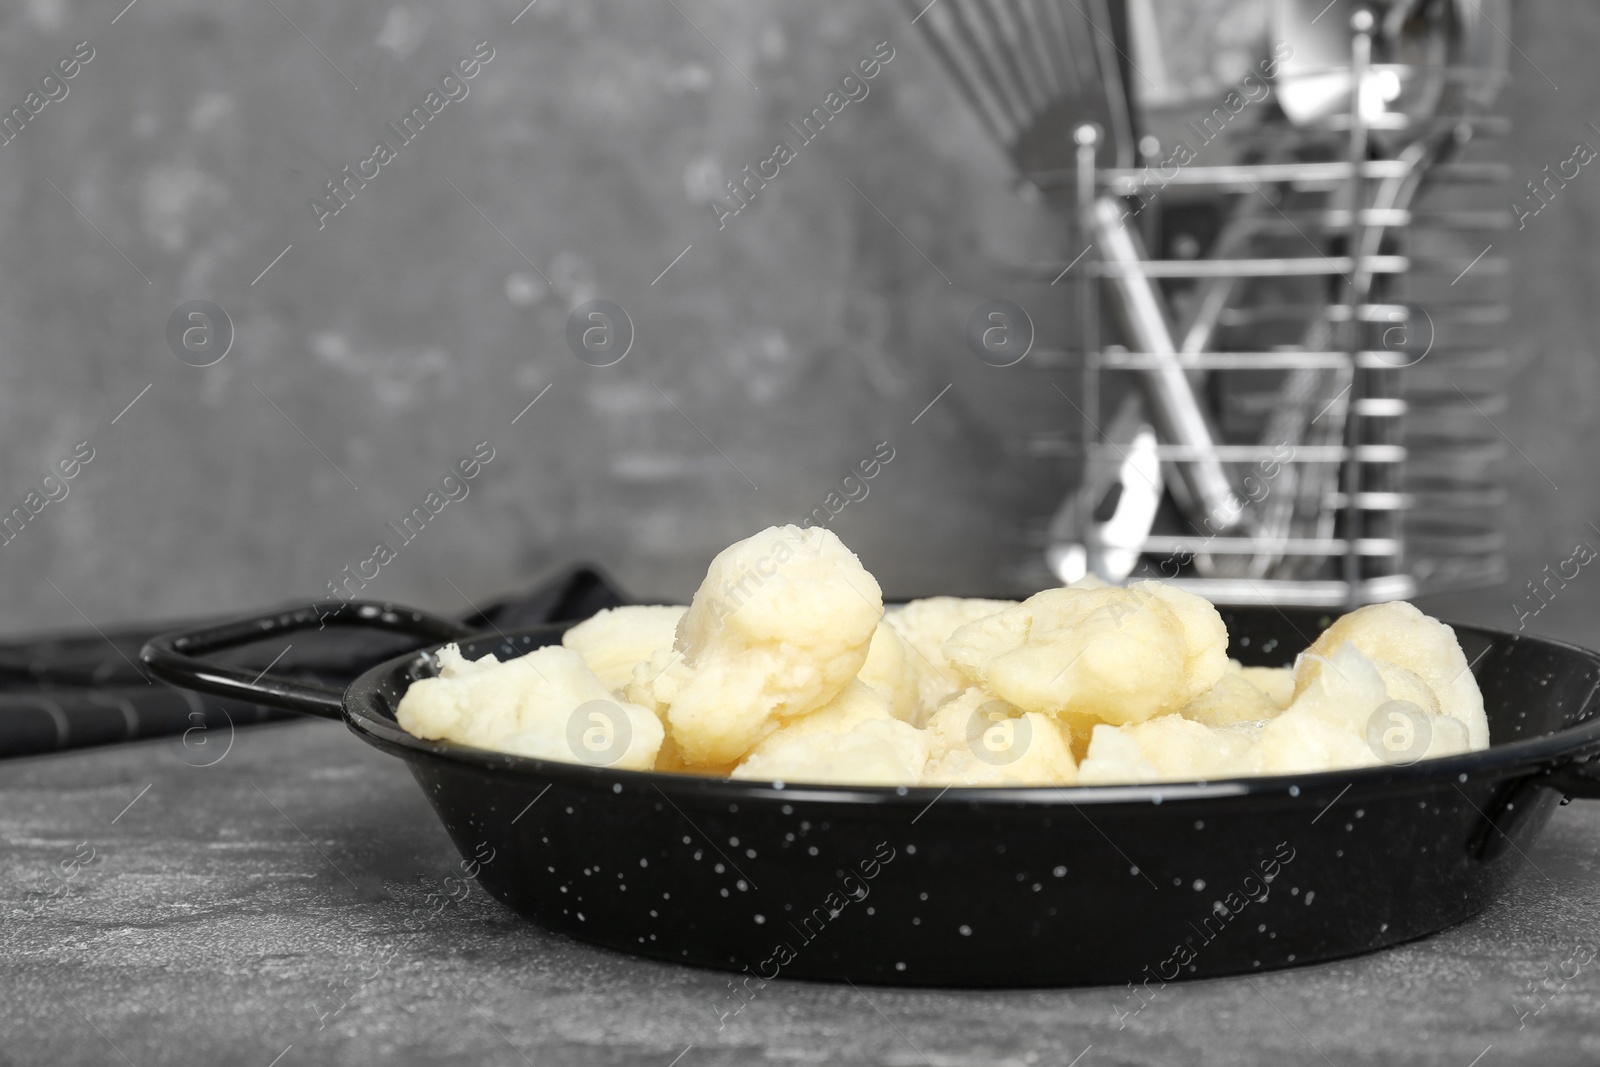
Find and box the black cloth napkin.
[0,566,627,759]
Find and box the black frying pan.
[142,600,1600,988]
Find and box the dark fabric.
[0,566,628,758]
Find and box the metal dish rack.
[1025,15,1511,608]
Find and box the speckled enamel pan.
[143,600,1600,988]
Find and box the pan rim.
[339,617,1600,808]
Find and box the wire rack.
[1021,13,1511,608]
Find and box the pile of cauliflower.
[395,525,1489,786]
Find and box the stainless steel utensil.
[1185,0,1507,584]
[1026,0,1512,605]
[1090,195,1247,535]
[1284,0,1508,582]
[1273,0,1451,143]
[1044,388,1164,583]
[902,0,1247,564]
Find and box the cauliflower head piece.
[885,597,1017,716]
[1294,600,1488,749]
[1230,662,1296,710]
[630,525,883,766]
[1255,643,1470,775]
[1179,672,1285,727]
[562,605,686,695]
[942,582,1228,727]
[921,688,1078,786]
[396,643,663,770]
[731,681,928,786]
[855,620,925,724]
[1078,716,1256,784]
[1080,641,1474,784]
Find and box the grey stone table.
[4,717,1600,1067]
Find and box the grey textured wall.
[1411,1,1600,647]
[1,0,1082,635]
[0,1,1594,648]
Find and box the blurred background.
[0,0,1595,648]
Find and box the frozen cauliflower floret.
[731,682,928,786]
[943,583,1228,728]
[1294,600,1488,749]
[1130,716,1256,779]
[1252,644,1389,774]
[1140,583,1231,697]
[561,605,686,695]
[396,643,663,770]
[755,679,894,740]
[1076,723,1160,784]
[1079,641,1475,784]
[1180,673,1284,727]
[1079,716,1255,783]
[1234,664,1296,709]
[625,646,677,717]
[437,643,499,679]
[856,621,924,724]
[1255,643,1468,774]
[921,688,1078,786]
[886,597,1017,713]
[405,524,1491,788]
[1369,660,1442,718]
[629,525,883,766]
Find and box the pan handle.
[141,601,475,721]
[1470,754,1600,861]
[1546,758,1600,800]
